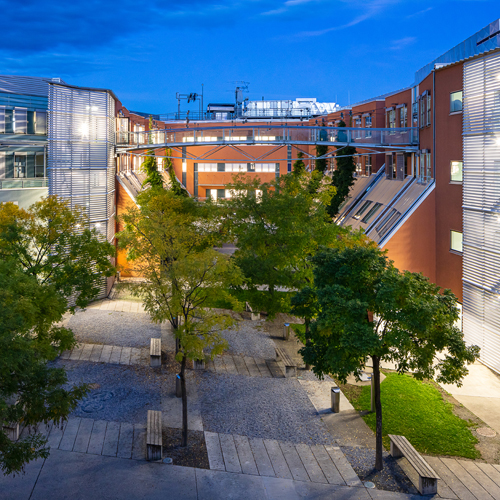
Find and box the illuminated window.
[450,161,463,182]
[361,202,382,223]
[353,200,372,220]
[450,91,463,113]
[450,231,463,253]
[399,105,407,127]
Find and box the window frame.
[361,202,383,224]
[450,230,463,253]
[450,160,463,183]
[450,90,463,114]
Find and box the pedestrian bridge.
[120,125,419,151]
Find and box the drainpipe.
[433,69,436,180]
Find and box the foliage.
[224,170,340,318]
[117,188,243,446]
[315,145,329,174]
[0,197,116,311]
[300,245,479,470]
[141,150,163,188]
[0,196,112,474]
[292,151,306,177]
[350,373,479,459]
[165,147,188,197]
[327,120,357,217]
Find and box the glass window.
[217,189,225,199]
[365,155,372,175]
[14,108,27,134]
[5,109,13,134]
[14,154,26,178]
[0,107,4,133]
[426,95,432,126]
[451,161,463,182]
[450,91,463,113]
[35,153,45,178]
[361,202,382,224]
[399,106,407,128]
[451,230,463,253]
[353,200,372,220]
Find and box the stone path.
[207,355,286,378]
[60,343,148,366]
[396,455,500,500]
[21,417,147,460]
[87,299,146,313]
[204,431,363,487]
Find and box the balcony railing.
[0,178,48,189]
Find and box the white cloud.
[389,36,417,50]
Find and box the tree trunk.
[180,354,188,447]
[372,355,383,471]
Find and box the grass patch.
[349,372,479,459]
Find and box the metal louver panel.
[48,84,116,300]
[463,50,500,374]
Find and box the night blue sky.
[0,0,498,114]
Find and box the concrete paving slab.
[234,434,259,475]
[89,344,103,362]
[279,441,309,482]
[325,446,363,488]
[249,437,276,477]
[46,420,67,450]
[87,420,107,455]
[243,356,261,377]
[321,410,376,449]
[223,355,238,375]
[441,362,500,398]
[205,431,225,471]
[58,417,81,451]
[310,445,345,485]
[196,468,267,500]
[425,456,472,500]
[298,380,354,413]
[70,344,84,360]
[162,393,203,431]
[264,439,292,479]
[266,359,285,378]
[453,395,500,435]
[477,463,500,488]
[367,490,423,500]
[129,347,143,365]
[220,433,242,473]
[132,423,147,461]
[233,355,250,376]
[79,343,94,361]
[60,349,72,360]
[0,456,45,500]
[214,356,227,373]
[73,417,94,453]
[460,460,500,500]
[253,357,272,377]
[117,422,134,459]
[119,346,132,365]
[295,443,328,484]
[109,345,122,364]
[99,344,113,363]
[30,450,197,500]
[294,480,372,500]
[441,457,494,500]
[102,421,120,457]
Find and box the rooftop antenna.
[233,81,249,118]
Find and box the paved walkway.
[207,354,285,378]
[60,342,148,365]
[204,431,363,487]
[87,298,146,313]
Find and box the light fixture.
[95,223,101,228]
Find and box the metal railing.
[0,178,48,189]
[119,125,419,150]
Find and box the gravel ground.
[53,359,162,424]
[341,446,418,494]
[67,309,161,348]
[199,373,335,445]
[219,321,276,359]
[299,370,335,382]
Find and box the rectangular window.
[450,161,463,182]
[0,107,4,133]
[365,155,372,175]
[14,108,27,134]
[364,115,372,138]
[217,189,225,199]
[427,94,432,125]
[361,202,382,224]
[386,109,396,129]
[14,154,26,178]
[399,105,407,128]
[450,91,463,113]
[5,109,13,134]
[451,230,463,253]
[353,200,372,220]
[35,153,45,178]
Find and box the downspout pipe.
[432,68,436,180]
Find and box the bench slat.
[388,435,439,479]
[150,338,161,357]
[275,347,295,367]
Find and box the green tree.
[141,151,163,188]
[0,197,116,310]
[301,245,479,471]
[0,197,114,474]
[117,188,243,447]
[292,151,306,177]
[165,147,188,197]
[225,171,339,318]
[328,120,357,217]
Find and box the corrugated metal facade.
[48,83,116,297]
[463,50,500,373]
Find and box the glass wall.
[0,106,47,135]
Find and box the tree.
[165,147,188,197]
[300,245,480,471]
[0,197,116,310]
[0,260,88,475]
[328,120,357,217]
[117,188,243,447]
[225,171,339,318]
[292,151,306,177]
[0,197,115,474]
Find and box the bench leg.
[390,441,403,458]
[251,313,260,321]
[147,443,162,461]
[285,366,297,378]
[419,477,438,496]
[150,355,161,368]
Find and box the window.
[399,105,407,128]
[386,109,396,128]
[450,91,463,113]
[217,189,225,199]
[450,230,463,253]
[420,93,431,127]
[35,153,45,178]
[354,116,362,138]
[427,94,432,125]
[14,108,27,134]
[365,155,372,175]
[353,200,372,220]
[14,154,26,178]
[361,202,382,224]
[450,161,463,182]
[364,115,372,138]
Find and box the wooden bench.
[150,338,161,367]
[388,434,440,495]
[147,410,162,461]
[275,347,297,378]
[246,302,260,321]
